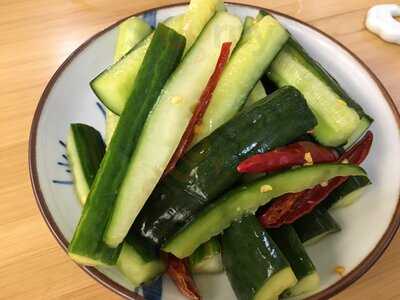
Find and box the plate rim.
[28,2,400,300]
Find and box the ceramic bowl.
[29,2,400,300]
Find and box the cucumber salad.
[66,1,374,299]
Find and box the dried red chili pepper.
[259,131,373,228]
[164,42,232,176]
[237,141,337,174]
[167,254,201,300]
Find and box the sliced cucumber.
[269,225,320,297]
[342,116,374,150]
[135,87,317,247]
[105,16,154,144]
[92,0,221,115]
[67,124,105,205]
[163,163,366,258]
[191,15,289,145]
[222,215,297,300]
[245,81,267,108]
[104,12,242,248]
[117,231,166,287]
[322,176,371,210]
[91,15,184,115]
[293,208,341,246]
[267,38,371,146]
[114,17,152,62]
[189,237,223,273]
[67,123,164,284]
[68,25,186,264]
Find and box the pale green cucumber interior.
[104,12,243,247]
[269,47,361,146]
[331,185,369,209]
[191,15,289,145]
[285,272,320,297]
[117,243,165,287]
[67,128,89,205]
[192,254,223,273]
[254,268,297,300]
[163,164,366,258]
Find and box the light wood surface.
[0,0,399,299]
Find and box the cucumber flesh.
[68,122,164,283]
[163,163,366,258]
[268,225,320,297]
[105,16,154,144]
[342,116,373,150]
[104,12,242,248]
[268,41,361,146]
[117,242,165,287]
[135,87,317,247]
[68,25,186,264]
[244,81,267,108]
[286,272,320,297]
[189,237,223,273]
[92,0,221,115]
[114,17,152,62]
[191,15,289,145]
[222,215,297,300]
[67,124,105,205]
[322,175,371,210]
[91,15,184,115]
[293,208,341,246]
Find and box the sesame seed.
[170,96,182,104]
[336,99,347,106]
[304,152,313,165]
[342,159,349,164]
[321,181,329,187]
[193,125,202,135]
[334,266,346,276]
[260,185,273,193]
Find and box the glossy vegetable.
[67,124,105,205]
[237,141,337,174]
[104,12,242,248]
[222,215,297,300]
[117,231,166,287]
[267,38,372,146]
[90,15,185,114]
[167,255,200,300]
[105,16,153,144]
[135,87,317,246]
[164,42,232,175]
[322,175,371,209]
[293,208,341,246]
[68,24,185,265]
[259,131,373,227]
[163,163,366,258]
[189,237,223,273]
[269,225,320,296]
[191,15,289,145]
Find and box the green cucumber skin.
[321,176,371,210]
[266,38,372,146]
[135,86,317,246]
[293,208,341,246]
[68,25,185,264]
[268,225,316,281]
[189,237,222,272]
[69,124,105,198]
[162,163,366,258]
[222,215,290,300]
[69,124,164,281]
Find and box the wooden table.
[1,0,399,299]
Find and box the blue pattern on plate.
[143,10,157,28]
[142,276,163,300]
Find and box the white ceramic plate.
[29,3,400,300]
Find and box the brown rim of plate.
[29,1,400,300]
